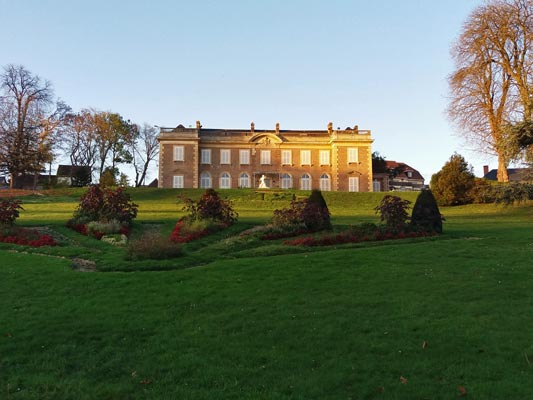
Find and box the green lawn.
[1,189,533,399]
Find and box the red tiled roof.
[385,161,424,181]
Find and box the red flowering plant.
[170,189,238,243]
[0,198,57,248]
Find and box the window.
[220,149,231,164]
[200,172,211,188]
[220,172,231,189]
[220,149,230,165]
[201,149,211,164]
[280,173,292,189]
[372,179,380,192]
[407,171,413,178]
[173,175,183,188]
[173,146,184,161]
[261,150,271,165]
[239,173,250,188]
[320,173,331,191]
[281,150,292,165]
[349,177,360,192]
[319,150,330,165]
[300,173,311,190]
[300,150,311,165]
[239,149,250,165]
[347,148,358,163]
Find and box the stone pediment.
[248,133,283,145]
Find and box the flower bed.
[0,228,57,247]
[169,218,231,243]
[261,228,309,241]
[67,221,130,240]
[170,189,238,244]
[169,219,210,243]
[284,229,436,247]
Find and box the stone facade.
[157,122,374,192]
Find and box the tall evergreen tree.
[430,154,475,206]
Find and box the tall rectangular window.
[300,150,311,165]
[260,150,271,165]
[220,149,230,164]
[173,145,184,161]
[201,149,211,164]
[319,150,330,165]
[347,148,358,163]
[349,177,359,192]
[281,150,292,165]
[239,149,250,165]
[173,175,184,188]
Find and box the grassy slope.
[1,189,533,399]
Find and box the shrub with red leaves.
[268,190,331,240]
[70,184,138,225]
[0,198,23,226]
[374,195,411,232]
[181,189,237,225]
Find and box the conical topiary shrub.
[303,189,332,231]
[411,189,443,233]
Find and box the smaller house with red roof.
[373,161,425,192]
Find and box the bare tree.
[60,108,99,173]
[130,123,159,187]
[492,0,533,121]
[448,0,533,181]
[0,65,65,188]
[448,2,513,182]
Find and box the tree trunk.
[497,153,509,182]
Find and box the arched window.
[200,172,211,189]
[280,173,292,189]
[300,173,311,190]
[220,172,231,189]
[239,173,250,188]
[320,173,330,191]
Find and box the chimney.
[275,122,280,135]
[196,120,201,129]
[483,165,489,176]
[251,122,255,133]
[327,122,333,134]
[354,125,359,133]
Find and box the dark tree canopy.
[372,152,388,174]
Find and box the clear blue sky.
[1,0,486,183]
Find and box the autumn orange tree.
[448,0,533,182]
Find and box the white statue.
[258,174,268,189]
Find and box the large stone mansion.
[157,121,374,192]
